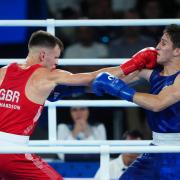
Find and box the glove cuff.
[120,61,137,75]
[120,86,136,102]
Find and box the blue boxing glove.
[92,72,136,102]
[47,85,86,102]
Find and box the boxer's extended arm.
[31,66,122,101]
[47,69,152,102]
[92,73,180,112]
[133,74,180,112]
[47,47,157,86]
[48,66,123,86]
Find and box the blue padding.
[49,161,99,178]
[0,0,27,44]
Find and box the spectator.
[57,106,106,160]
[55,8,80,47]
[137,0,178,18]
[63,26,108,73]
[86,0,113,19]
[47,0,83,46]
[111,0,137,13]
[109,9,155,58]
[94,130,143,180]
[138,0,164,42]
[46,0,82,18]
[63,27,108,59]
[84,0,117,44]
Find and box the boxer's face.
[40,44,61,70]
[156,33,174,65]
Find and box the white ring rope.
[29,140,151,146]
[1,145,180,154]
[45,100,138,107]
[0,58,128,66]
[0,19,179,27]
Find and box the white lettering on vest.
[0,89,20,103]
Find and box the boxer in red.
[0,30,156,179]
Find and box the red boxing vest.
[0,63,44,136]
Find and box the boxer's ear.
[173,48,180,57]
[39,50,46,62]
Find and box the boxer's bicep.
[133,74,180,112]
[48,69,94,86]
[156,74,180,108]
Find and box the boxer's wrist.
[120,61,139,75]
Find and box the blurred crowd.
[46,0,180,52]
[0,0,180,59]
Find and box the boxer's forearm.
[91,66,124,79]
[133,92,172,112]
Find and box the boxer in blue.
[93,24,180,179]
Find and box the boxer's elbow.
[136,92,177,112]
[135,93,164,112]
[151,104,164,112]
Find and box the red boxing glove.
[120,47,157,75]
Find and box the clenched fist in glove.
[92,72,136,102]
[47,85,85,102]
[120,47,157,75]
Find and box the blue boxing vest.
[146,66,180,133]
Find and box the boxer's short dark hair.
[164,24,180,48]
[28,30,64,51]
